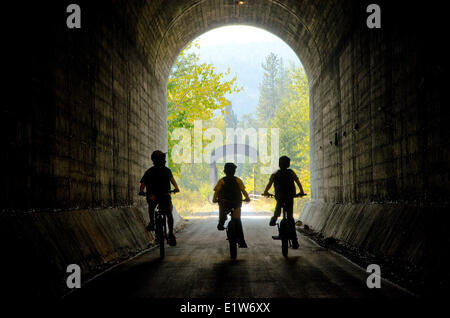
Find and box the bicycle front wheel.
[159,236,165,259]
[229,239,237,259]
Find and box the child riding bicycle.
[263,156,306,249]
[213,162,251,248]
[139,150,180,246]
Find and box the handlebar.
[263,192,307,198]
[216,198,250,204]
[138,189,179,196]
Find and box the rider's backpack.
[273,169,296,200]
[218,176,242,203]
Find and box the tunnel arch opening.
[132,0,354,205]
[26,1,449,296]
[164,25,311,216]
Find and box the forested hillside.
[189,41,301,118]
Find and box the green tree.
[276,58,290,104]
[271,65,310,197]
[238,113,258,129]
[224,103,238,128]
[167,42,242,176]
[255,53,291,126]
[256,53,279,124]
[168,41,242,131]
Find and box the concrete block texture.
[299,201,449,293]
[1,204,183,297]
[11,0,449,296]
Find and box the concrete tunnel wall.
[6,0,449,296]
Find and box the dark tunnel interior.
[5,0,450,300]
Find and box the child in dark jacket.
[139,150,180,246]
[263,156,306,249]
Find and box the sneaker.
[292,239,299,249]
[168,233,177,246]
[269,216,277,226]
[217,223,225,231]
[238,240,248,248]
[146,222,155,231]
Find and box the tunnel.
[8,0,449,298]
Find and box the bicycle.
[218,198,248,260]
[139,190,177,259]
[264,192,307,257]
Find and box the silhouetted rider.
[139,150,180,246]
[213,162,251,248]
[263,155,305,249]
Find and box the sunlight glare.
[196,25,282,46]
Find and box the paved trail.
[71,211,411,299]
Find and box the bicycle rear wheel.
[282,238,288,257]
[227,220,238,260]
[280,219,289,257]
[156,216,165,259]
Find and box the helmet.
[224,162,237,176]
[279,156,290,169]
[151,150,166,163]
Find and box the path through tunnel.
[12,0,450,298]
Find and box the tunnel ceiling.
[27,0,447,210]
[133,0,353,86]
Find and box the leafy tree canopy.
[168,41,242,132]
